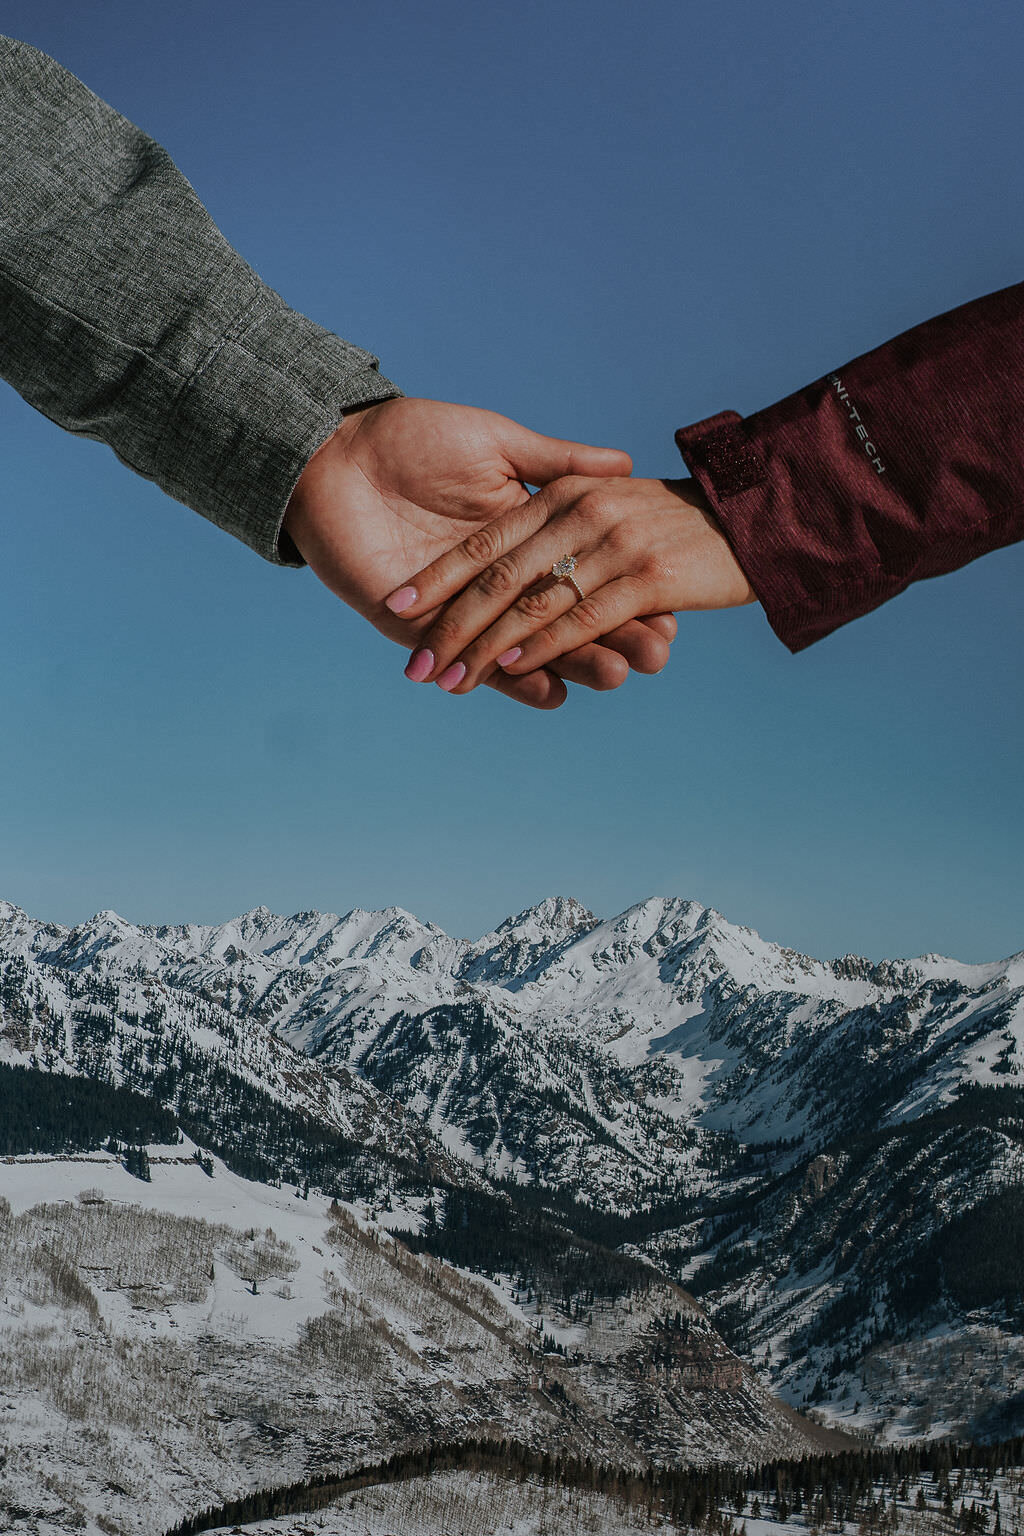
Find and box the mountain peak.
[475,895,598,943]
[499,895,598,936]
[615,895,710,933]
[459,897,598,986]
[237,904,275,927]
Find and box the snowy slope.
[0,1150,826,1536]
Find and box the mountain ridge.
[2,889,1023,1446]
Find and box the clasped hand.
[283,397,753,709]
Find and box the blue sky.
[1,0,1021,961]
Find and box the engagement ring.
[552,555,585,603]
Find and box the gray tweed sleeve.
[0,35,401,564]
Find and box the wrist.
[281,405,379,557]
[668,479,758,609]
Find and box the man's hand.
[282,398,677,709]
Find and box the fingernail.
[497,647,522,668]
[405,648,434,683]
[436,662,466,692]
[385,586,418,614]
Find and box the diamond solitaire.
[551,554,585,602]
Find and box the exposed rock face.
[802,1154,840,1200]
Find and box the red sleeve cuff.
[673,408,893,653]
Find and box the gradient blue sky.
[1,0,1021,962]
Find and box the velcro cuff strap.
[674,410,767,499]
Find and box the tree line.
[159,1432,1024,1536]
[403,1182,657,1305]
[0,1062,177,1155]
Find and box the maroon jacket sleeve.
[674,281,1024,651]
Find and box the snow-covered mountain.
[2,891,1023,1451]
[10,893,1021,1190]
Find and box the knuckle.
[533,624,561,653]
[573,598,604,632]
[557,476,588,500]
[462,525,503,568]
[639,554,673,586]
[576,489,614,526]
[429,611,465,650]
[517,585,557,621]
[605,519,638,560]
[476,555,520,598]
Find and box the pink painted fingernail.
[405,648,434,683]
[436,662,466,692]
[497,647,522,668]
[385,586,418,615]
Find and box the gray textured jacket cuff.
[0,35,401,564]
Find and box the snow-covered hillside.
[0,1150,826,1535]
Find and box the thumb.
[504,423,632,486]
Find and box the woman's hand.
[383,476,756,693]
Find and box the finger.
[500,577,652,678]
[502,421,632,486]
[383,481,575,622]
[470,647,629,697]
[555,615,676,685]
[417,622,565,710]
[411,500,635,687]
[547,643,630,692]
[638,612,678,643]
[484,665,567,710]
[480,617,673,700]
[404,531,609,688]
[597,617,673,675]
[436,539,636,692]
